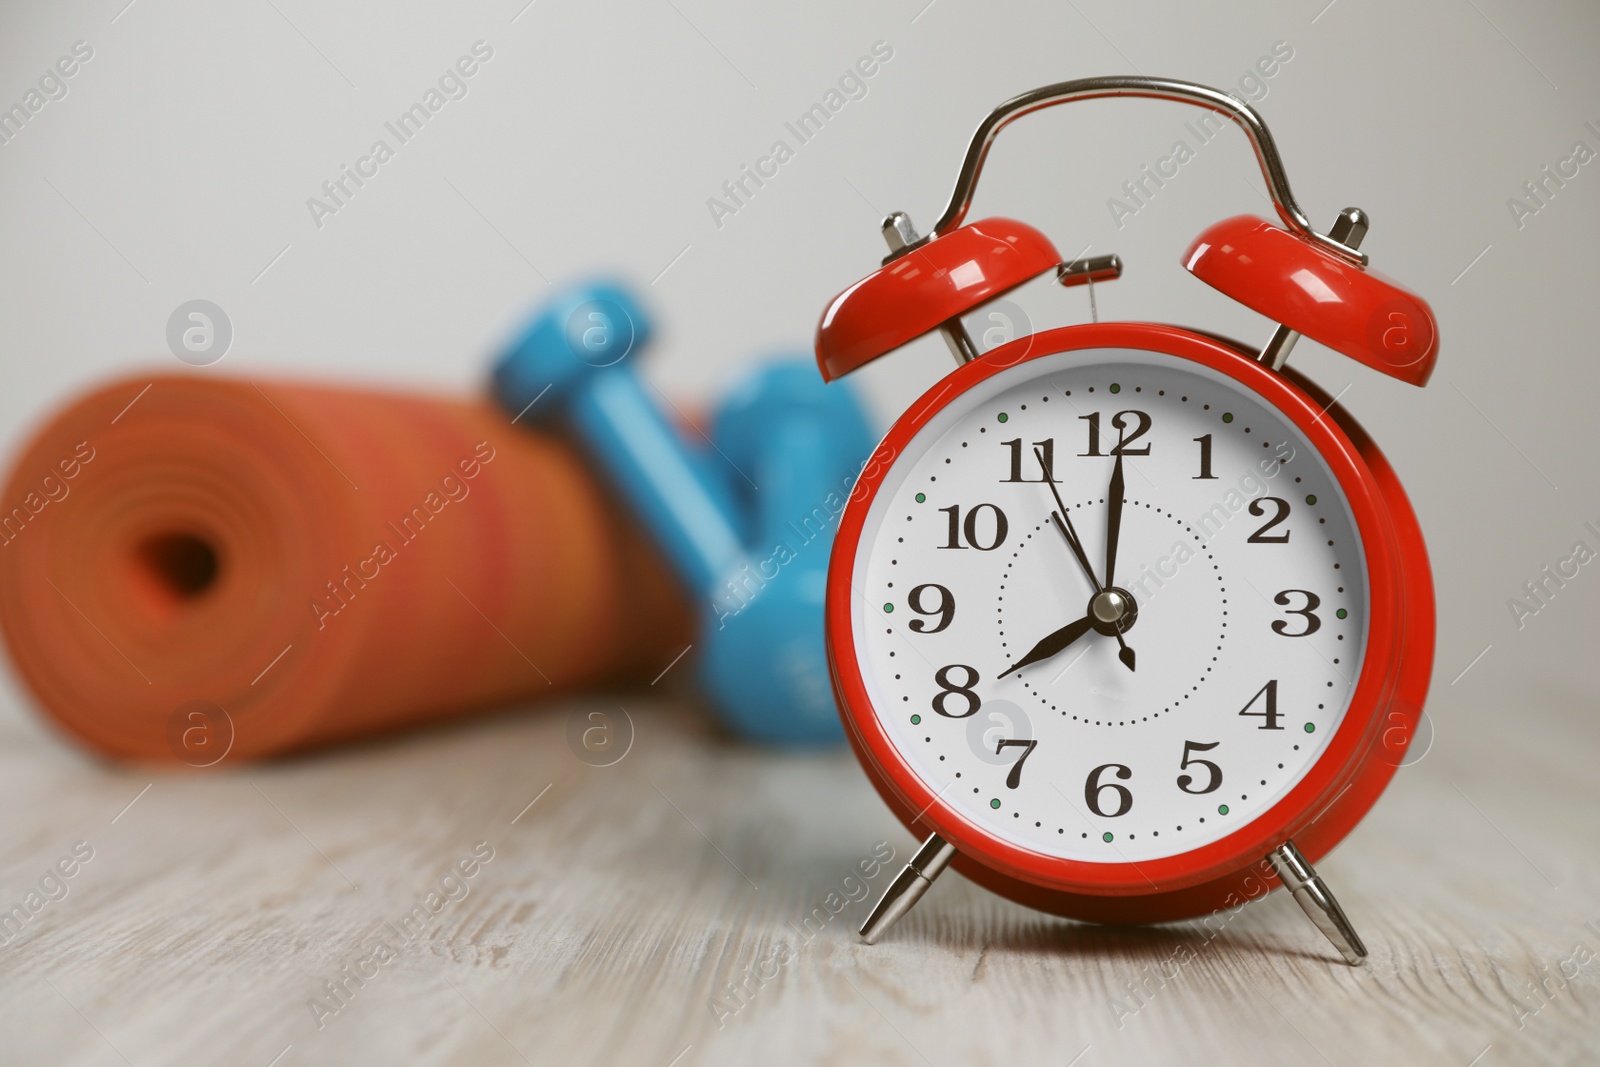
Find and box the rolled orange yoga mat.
[0,375,689,764]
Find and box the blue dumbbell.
[492,282,875,744]
[701,361,876,739]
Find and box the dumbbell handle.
[571,370,746,595]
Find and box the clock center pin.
[1089,587,1138,636]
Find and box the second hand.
[1037,446,1099,592]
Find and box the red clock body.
[826,322,1433,923]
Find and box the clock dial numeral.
[1079,410,1153,457]
[1239,679,1283,730]
[1246,496,1292,543]
[906,583,955,634]
[1272,589,1323,637]
[1176,740,1223,794]
[994,738,1038,789]
[932,664,982,718]
[1000,438,1058,483]
[1193,433,1217,479]
[939,503,1009,551]
[1085,763,1134,817]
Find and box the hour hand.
[998,614,1095,679]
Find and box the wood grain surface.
[0,681,1594,1067]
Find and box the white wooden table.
[0,682,1594,1067]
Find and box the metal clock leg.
[1267,840,1368,966]
[860,833,958,944]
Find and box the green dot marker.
[1109,383,1121,394]
[990,798,1001,809]
[1305,494,1318,505]
[915,492,926,503]
[1222,412,1234,423]
[997,412,1009,423]
[1218,804,1229,815]
[1102,832,1114,842]
[1304,722,1316,733]
[883,603,894,613]
[910,714,921,725]
[1336,608,1348,619]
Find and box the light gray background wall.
[1,0,1595,739]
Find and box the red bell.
[1183,214,1439,386]
[815,217,1062,382]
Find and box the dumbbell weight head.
[494,282,746,597]
[710,361,876,532]
[701,361,876,743]
[493,282,649,412]
[495,278,746,541]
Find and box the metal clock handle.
[923,76,1366,267]
[876,76,1371,367]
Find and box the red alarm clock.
[815,77,1437,964]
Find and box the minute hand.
[998,615,1095,679]
[1102,450,1136,673]
[1104,450,1125,589]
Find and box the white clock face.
[850,348,1369,865]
